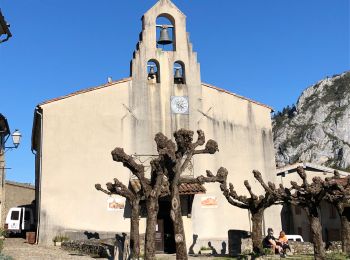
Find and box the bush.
[263,248,274,255]
[52,235,69,243]
[0,254,13,260]
[0,229,7,239]
[0,239,3,253]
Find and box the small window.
[296,238,301,242]
[11,211,19,220]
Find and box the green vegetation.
[0,254,13,260]
[325,252,350,260]
[320,73,350,104]
[272,105,296,130]
[0,235,13,260]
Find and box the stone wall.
[2,181,35,224]
[228,230,343,257]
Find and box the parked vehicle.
[286,234,304,242]
[4,207,35,235]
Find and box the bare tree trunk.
[251,210,264,254]
[130,199,140,259]
[171,185,188,260]
[144,198,159,260]
[340,211,350,255]
[308,210,325,260]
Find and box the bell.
[174,68,183,84]
[148,67,156,79]
[157,27,172,45]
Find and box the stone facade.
[31,0,281,251]
[277,163,349,242]
[2,181,35,224]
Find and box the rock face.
[273,71,350,171]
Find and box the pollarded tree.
[154,129,219,260]
[108,147,166,260]
[97,130,220,260]
[323,171,350,255]
[95,179,142,259]
[191,167,282,254]
[282,166,327,260]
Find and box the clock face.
[171,96,189,114]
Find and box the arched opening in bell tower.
[174,61,185,84]
[156,14,176,51]
[147,60,160,83]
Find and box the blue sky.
[0,0,349,184]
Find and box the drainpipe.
[31,108,43,244]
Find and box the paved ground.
[2,238,222,260]
[2,238,107,260]
[2,238,305,260]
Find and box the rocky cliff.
[273,71,350,171]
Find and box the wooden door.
[155,219,164,252]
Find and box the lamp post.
[0,9,12,44]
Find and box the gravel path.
[3,238,107,260]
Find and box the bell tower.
[130,0,202,153]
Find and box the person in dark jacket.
[262,228,283,256]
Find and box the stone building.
[31,0,281,252]
[277,162,349,242]
[2,181,35,224]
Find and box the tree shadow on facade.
[220,241,227,255]
[188,234,198,254]
[208,241,218,255]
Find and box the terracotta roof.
[130,179,206,196]
[38,77,131,107]
[333,177,350,186]
[202,82,273,111]
[179,182,206,195]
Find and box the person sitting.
[277,231,291,255]
[263,228,283,256]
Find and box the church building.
[31,0,281,253]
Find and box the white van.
[5,207,35,234]
[286,234,304,242]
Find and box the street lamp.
[11,130,21,148]
[3,129,22,151]
[0,9,12,44]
